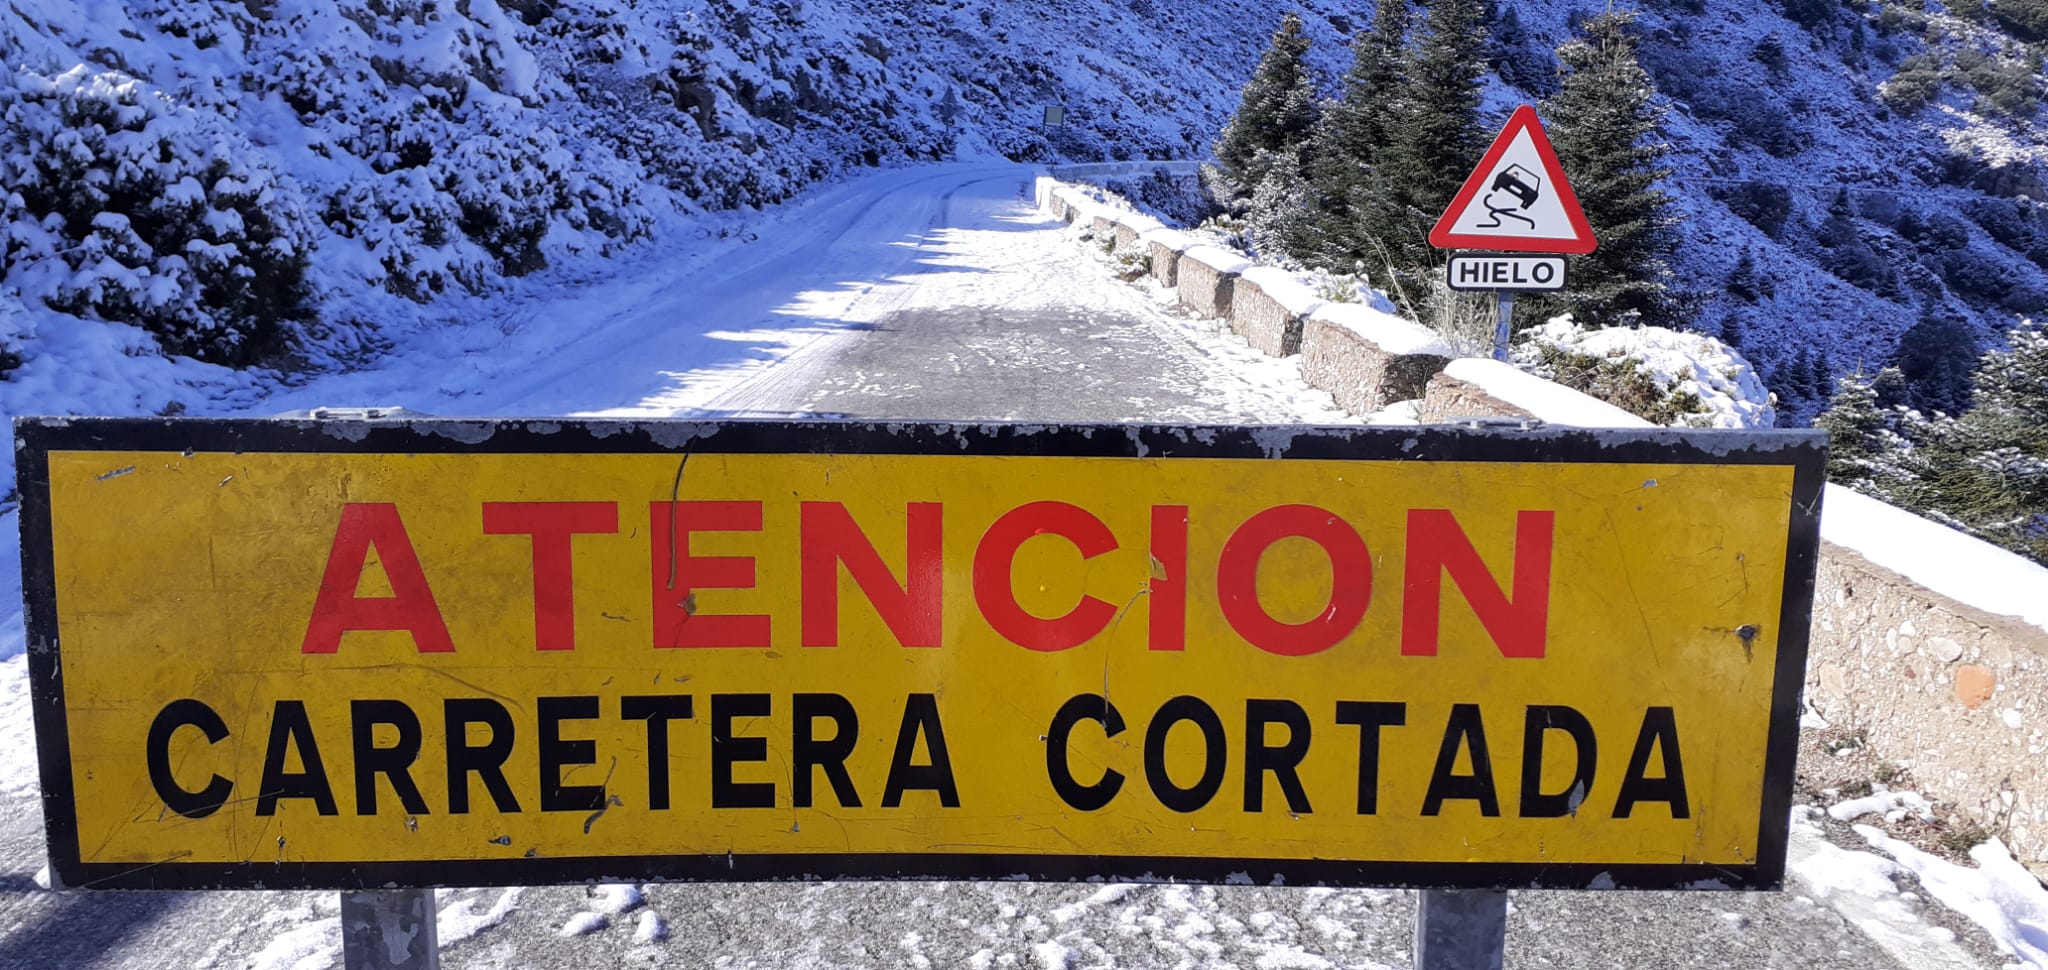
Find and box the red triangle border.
[1428,105,1598,255]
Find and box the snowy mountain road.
[0,164,2011,969]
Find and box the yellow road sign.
[15,419,1823,891]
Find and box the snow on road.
[0,162,2034,969]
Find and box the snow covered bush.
[0,288,31,377]
[0,66,315,365]
[253,0,655,296]
[1514,318,1777,428]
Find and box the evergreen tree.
[1815,367,1920,500]
[1358,0,1488,278]
[1727,249,1762,302]
[1822,322,2048,565]
[1534,10,1681,328]
[1215,15,1321,198]
[1893,312,1980,415]
[1909,321,2048,563]
[1305,0,1411,264]
[1247,146,1320,258]
[1718,312,1746,348]
[1791,346,1818,400]
[1489,5,1560,95]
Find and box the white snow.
[1820,484,2048,637]
[1238,266,1324,317]
[1440,357,1652,428]
[590,882,645,915]
[1792,794,2048,968]
[1828,787,1939,826]
[1515,318,1776,429]
[1308,303,1452,359]
[1858,824,2048,969]
[633,909,669,944]
[1180,245,1253,277]
[1787,806,1994,970]
[1138,227,1195,253]
[438,888,524,945]
[557,911,607,937]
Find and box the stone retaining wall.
[1809,536,2048,867]
[1416,371,1535,422]
[1228,277,1302,355]
[1148,240,1182,287]
[1301,316,1452,414]
[1175,250,1240,319]
[1114,223,1142,253]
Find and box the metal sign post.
[1415,889,1508,970]
[1492,290,1516,363]
[341,888,439,970]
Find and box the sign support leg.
[1413,888,1507,970]
[1492,290,1516,362]
[341,889,440,970]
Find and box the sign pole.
[341,888,440,970]
[1414,888,1508,970]
[1492,289,1515,362]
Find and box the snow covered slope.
[4,0,2048,428]
[0,0,1355,378]
[1487,2,2048,423]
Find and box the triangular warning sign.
[1429,105,1597,255]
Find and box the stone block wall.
[1229,277,1303,355]
[1416,371,1538,423]
[1114,223,1142,252]
[1300,317,1451,413]
[1148,241,1182,288]
[1176,256,1237,319]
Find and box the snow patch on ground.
[590,882,646,915]
[1828,787,1939,826]
[1857,824,2048,969]
[557,911,607,937]
[633,909,669,944]
[438,888,524,946]
[1793,798,2048,969]
[0,657,37,793]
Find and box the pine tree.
[1791,346,1818,400]
[1247,146,1320,258]
[1718,312,1746,348]
[1727,249,1762,302]
[1893,312,1980,415]
[1305,0,1411,265]
[1815,367,1920,501]
[1358,0,1488,279]
[1535,11,1681,329]
[1489,6,1559,95]
[1215,15,1322,199]
[1909,321,2048,563]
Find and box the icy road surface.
[0,164,2016,968]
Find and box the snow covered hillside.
[0,0,1355,383]
[1499,1,2048,424]
[3,0,2047,430]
